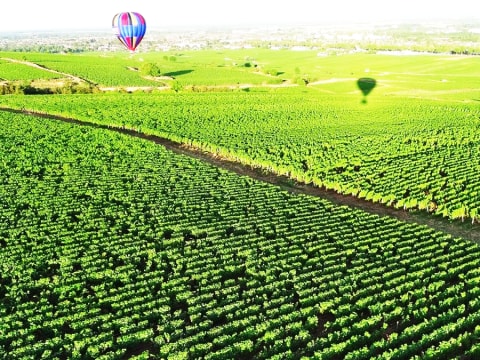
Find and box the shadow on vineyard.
[1,107,479,244]
[163,69,194,77]
[357,77,377,104]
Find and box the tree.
[170,80,183,93]
[140,63,161,77]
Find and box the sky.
[1,0,479,32]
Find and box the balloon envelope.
[357,78,376,97]
[112,12,146,52]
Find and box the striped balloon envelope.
[112,12,146,52]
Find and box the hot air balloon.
[112,12,146,52]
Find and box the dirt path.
[1,57,358,93]
[1,57,357,91]
[2,107,479,244]
[1,57,92,85]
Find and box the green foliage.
[0,51,160,87]
[4,72,479,221]
[164,55,177,62]
[0,58,60,81]
[1,110,480,359]
[140,62,161,77]
[265,68,279,76]
[294,76,308,85]
[170,80,183,92]
[0,80,97,95]
[1,49,480,358]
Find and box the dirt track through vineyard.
[2,107,480,244]
[1,57,90,84]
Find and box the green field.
[1,49,480,359]
[2,51,480,220]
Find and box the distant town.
[1,20,480,54]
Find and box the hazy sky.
[1,0,479,32]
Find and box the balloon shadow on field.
[357,78,377,104]
[164,69,194,78]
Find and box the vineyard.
[0,49,480,359]
[0,111,479,359]
[0,58,60,81]
[0,51,285,88]
[2,78,480,220]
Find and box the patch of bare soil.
[2,107,479,244]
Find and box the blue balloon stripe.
[112,12,146,51]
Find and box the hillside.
[1,44,480,359]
